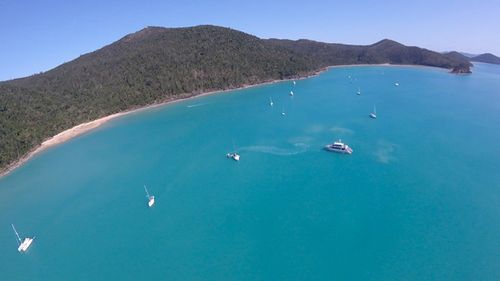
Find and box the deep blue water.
[1,64,499,281]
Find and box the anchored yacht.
[11,224,34,252]
[144,185,155,207]
[369,105,377,119]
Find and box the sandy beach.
[0,63,448,179]
[0,67,327,179]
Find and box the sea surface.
[1,64,499,281]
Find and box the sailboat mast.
[11,224,22,244]
[144,185,150,198]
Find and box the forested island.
[0,25,472,173]
[470,53,500,65]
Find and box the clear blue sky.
[1,0,498,81]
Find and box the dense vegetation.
[444,51,472,62]
[446,51,500,66]
[0,25,317,170]
[470,53,500,65]
[267,39,472,73]
[0,25,473,172]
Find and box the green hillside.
[0,25,473,172]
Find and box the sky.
[1,0,499,81]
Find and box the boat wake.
[329,126,354,135]
[186,103,208,108]
[374,140,398,164]
[240,143,310,156]
[304,124,354,136]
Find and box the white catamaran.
[144,185,155,207]
[12,224,34,252]
[324,139,353,154]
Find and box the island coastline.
[0,63,453,179]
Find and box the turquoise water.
[1,64,499,281]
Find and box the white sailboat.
[269,97,274,107]
[11,224,34,252]
[289,91,294,96]
[357,88,361,95]
[369,105,377,119]
[144,185,155,207]
[281,105,286,116]
[293,80,296,85]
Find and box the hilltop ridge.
[445,51,500,66]
[470,53,500,65]
[266,37,471,72]
[0,25,473,172]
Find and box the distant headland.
[0,25,477,175]
[444,51,500,67]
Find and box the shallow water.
[1,64,499,281]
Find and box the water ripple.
[240,143,310,156]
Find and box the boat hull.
[226,153,240,161]
[18,238,33,252]
[324,145,353,154]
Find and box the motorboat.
[324,139,353,154]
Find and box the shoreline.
[326,63,451,71]
[0,67,325,179]
[0,63,451,178]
